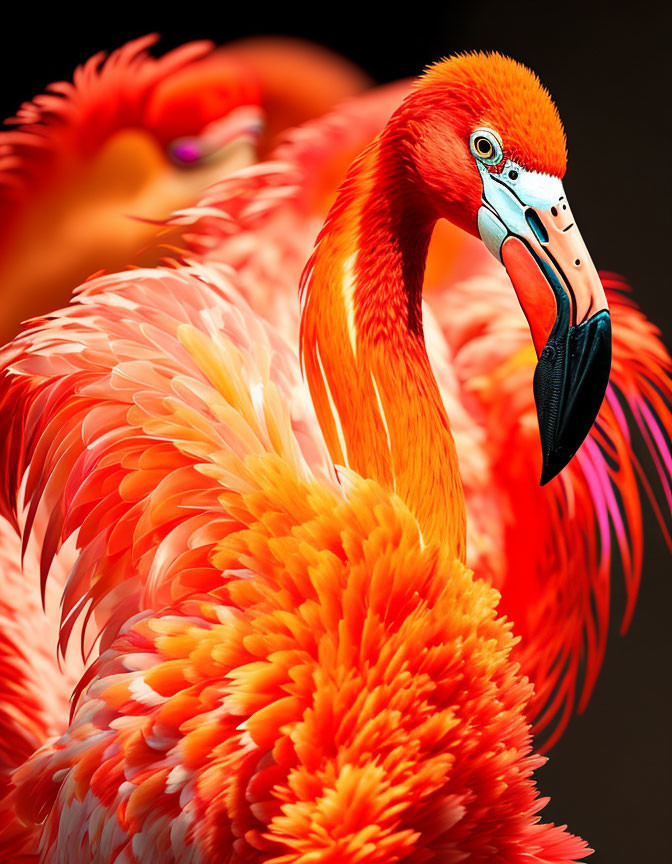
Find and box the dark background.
[2,2,670,860]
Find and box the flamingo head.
[144,52,265,171]
[0,37,369,343]
[396,52,611,484]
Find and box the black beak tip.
[534,309,612,487]
[540,450,572,486]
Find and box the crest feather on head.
[417,51,567,176]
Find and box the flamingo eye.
[169,138,204,167]
[470,129,503,166]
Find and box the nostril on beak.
[526,209,549,244]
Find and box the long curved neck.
[300,131,466,560]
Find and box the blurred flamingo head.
[0,36,369,343]
[136,52,265,168]
[388,52,611,483]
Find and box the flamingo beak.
[476,162,611,484]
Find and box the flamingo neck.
[300,133,466,559]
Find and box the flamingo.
[0,35,370,344]
[0,47,671,860]
[0,48,654,862]
[170,73,672,745]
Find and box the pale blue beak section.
[477,161,566,258]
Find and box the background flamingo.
[0,34,369,343]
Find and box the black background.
[2,2,670,860]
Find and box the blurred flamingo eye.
[469,129,503,166]
[169,138,203,166]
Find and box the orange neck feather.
[300,133,466,559]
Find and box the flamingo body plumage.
[0,266,586,863]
